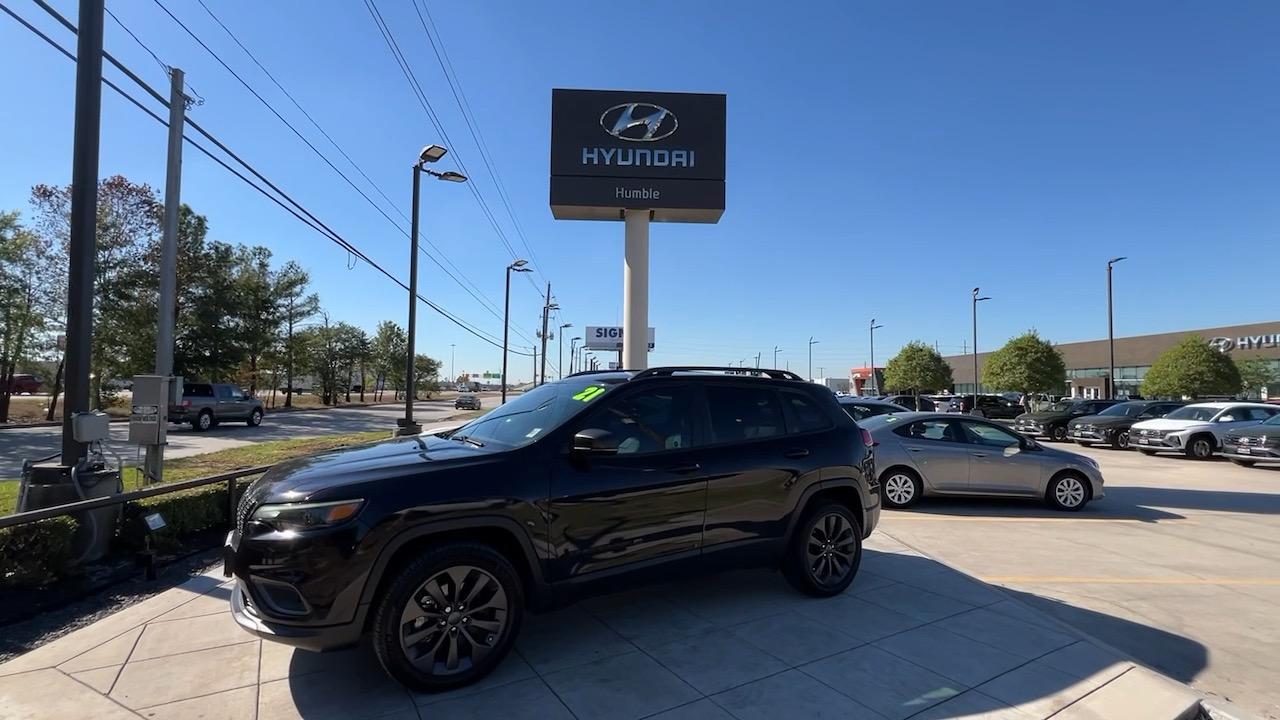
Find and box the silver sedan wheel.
[1054,476,1087,509]
[884,473,916,506]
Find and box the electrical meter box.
[129,375,181,445]
[71,410,112,443]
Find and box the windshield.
[1047,401,1079,412]
[445,377,624,448]
[1098,401,1145,417]
[1262,414,1280,426]
[1163,405,1219,422]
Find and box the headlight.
[251,499,364,532]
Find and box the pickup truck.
[169,382,264,431]
[6,374,43,394]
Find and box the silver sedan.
[861,412,1105,511]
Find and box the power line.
[409,0,546,283]
[361,0,542,296]
[8,0,535,356]
[103,4,203,105]
[145,0,532,343]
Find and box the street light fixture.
[398,145,467,437]
[501,259,531,404]
[773,346,782,368]
[808,337,819,382]
[972,288,992,412]
[869,320,884,395]
[558,323,573,379]
[1107,257,1127,399]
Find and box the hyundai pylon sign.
[584,326,656,351]
[550,89,726,223]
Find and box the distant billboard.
[584,326,656,351]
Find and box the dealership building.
[946,322,1280,399]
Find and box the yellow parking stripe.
[982,576,1280,586]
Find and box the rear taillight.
[861,428,874,447]
[182,400,191,409]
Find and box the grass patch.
[0,430,390,517]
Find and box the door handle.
[664,463,701,475]
[905,446,923,452]
[784,449,810,459]
[970,452,987,458]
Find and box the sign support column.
[623,209,650,371]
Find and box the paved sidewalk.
[0,533,1205,720]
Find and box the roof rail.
[566,368,633,378]
[631,366,804,381]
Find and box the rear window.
[184,384,215,398]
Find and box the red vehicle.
[6,374,43,394]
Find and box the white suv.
[1130,402,1280,459]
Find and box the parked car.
[930,395,964,413]
[6,374,43,394]
[862,412,1104,511]
[838,396,909,421]
[1067,400,1188,450]
[1013,399,1123,442]
[170,382,265,431]
[454,394,482,411]
[1130,402,1280,459]
[960,394,1024,419]
[882,394,935,411]
[1222,412,1280,467]
[224,366,880,692]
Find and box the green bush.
[0,516,78,587]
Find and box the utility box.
[72,410,112,444]
[129,375,180,445]
[20,462,122,566]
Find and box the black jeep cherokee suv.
[225,366,879,692]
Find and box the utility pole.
[755,353,761,368]
[449,343,456,385]
[808,336,819,382]
[972,288,992,409]
[539,283,552,385]
[773,345,781,368]
[532,346,538,386]
[869,320,883,395]
[145,66,186,483]
[61,0,107,467]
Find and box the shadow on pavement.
[893,496,1187,522]
[275,547,1207,720]
[1104,485,1280,515]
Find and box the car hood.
[1226,423,1280,438]
[1131,418,1209,432]
[1068,414,1131,428]
[243,434,490,503]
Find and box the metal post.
[532,346,538,387]
[501,268,511,403]
[623,209,650,371]
[808,337,816,382]
[1106,257,1125,399]
[972,288,980,409]
[61,0,106,467]
[773,346,781,368]
[398,166,423,436]
[539,283,551,385]
[145,66,185,481]
[449,344,455,387]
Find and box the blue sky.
[2,0,1278,383]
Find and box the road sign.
[584,326,655,351]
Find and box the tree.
[981,330,1067,400]
[413,354,444,400]
[369,321,407,401]
[277,262,320,407]
[0,211,56,422]
[882,341,954,408]
[1141,335,1241,399]
[1233,358,1276,400]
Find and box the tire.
[1048,425,1068,442]
[784,502,862,597]
[1185,434,1215,460]
[1229,458,1257,468]
[247,408,263,427]
[1110,431,1130,450]
[193,410,213,432]
[880,468,923,509]
[1047,472,1090,511]
[372,542,524,693]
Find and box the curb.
[879,528,1241,720]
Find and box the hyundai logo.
[1208,337,1235,352]
[600,103,678,142]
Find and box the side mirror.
[571,428,618,455]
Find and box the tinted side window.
[961,420,1022,448]
[216,385,233,399]
[1243,407,1274,422]
[892,419,964,444]
[580,384,700,455]
[706,386,785,444]
[184,384,214,398]
[784,392,834,434]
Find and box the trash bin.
[19,461,123,566]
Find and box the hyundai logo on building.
[1209,334,1280,353]
[600,103,678,142]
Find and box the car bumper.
[1067,429,1105,442]
[229,578,362,652]
[1014,426,1044,437]
[1132,434,1181,450]
[1223,446,1280,462]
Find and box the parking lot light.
[1107,257,1127,399]
[972,289,991,410]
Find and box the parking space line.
[885,515,1197,524]
[981,576,1280,586]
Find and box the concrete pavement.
[0,400,480,480]
[883,442,1280,720]
[0,531,1205,720]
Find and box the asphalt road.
[0,399,489,480]
[880,441,1280,719]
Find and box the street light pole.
[869,320,883,395]
[398,145,466,437]
[972,288,991,411]
[449,343,455,386]
[808,337,819,382]
[558,323,572,379]
[1107,257,1127,399]
[501,259,530,404]
[773,345,781,368]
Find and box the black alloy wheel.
[785,503,862,597]
[1049,425,1068,442]
[374,543,523,692]
[1112,430,1130,450]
